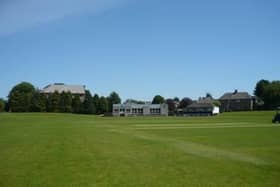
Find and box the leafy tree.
[65,92,73,112]
[92,94,100,114]
[39,94,48,112]
[152,95,165,104]
[107,92,121,112]
[0,99,5,112]
[99,96,108,114]
[254,80,270,100]
[166,98,176,115]
[213,100,221,107]
[179,97,193,109]
[173,97,180,102]
[4,100,9,112]
[30,90,47,112]
[30,90,41,112]
[82,90,94,114]
[59,91,72,113]
[254,80,280,109]
[8,82,35,112]
[47,91,60,112]
[263,81,280,109]
[72,95,82,114]
[206,93,213,99]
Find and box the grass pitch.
[0,111,279,187]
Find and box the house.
[113,103,168,117]
[219,90,254,112]
[40,83,86,101]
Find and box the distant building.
[40,83,86,101]
[219,90,254,112]
[182,96,220,116]
[113,103,168,117]
[184,102,219,116]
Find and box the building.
[40,83,86,101]
[182,96,220,116]
[184,102,219,116]
[113,103,168,117]
[219,90,254,112]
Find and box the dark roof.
[41,84,85,94]
[187,102,214,109]
[219,92,252,100]
[198,97,214,104]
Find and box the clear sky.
[0,0,279,101]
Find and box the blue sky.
[0,0,279,101]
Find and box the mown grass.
[0,111,279,187]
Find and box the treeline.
[1,80,280,113]
[254,80,280,110]
[4,82,121,114]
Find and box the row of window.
[114,108,161,114]
[150,108,161,114]
[132,108,143,114]
[186,108,212,112]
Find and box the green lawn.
[0,111,279,187]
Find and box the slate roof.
[187,102,214,109]
[198,97,214,104]
[114,103,163,108]
[41,83,85,94]
[219,91,252,100]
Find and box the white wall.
[213,106,220,115]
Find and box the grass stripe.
[109,128,272,166]
[133,124,278,130]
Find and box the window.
[156,109,160,113]
[137,108,143,114]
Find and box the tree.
[47,91,60,112]
[213,100,221,107]
[107,92,121,112]
[263,81,280,109]
[30,90,41,112]
[152,95,165,104]
[8,82,35,112]
[72,95,82,114]
[179,97,193,109]
[173,97,180,102]
[254,80,270,100]
[59,91,72,113]
[92,94,100,114]
[4,100,9,112]
[166,98,176,115]
[82,90,94,114]
[0,99,5,112]
[254,80,280,109]
[206,93,213,99]
[30,90,47,112]
[99,96,108,114]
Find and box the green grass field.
[0,111,279,187]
